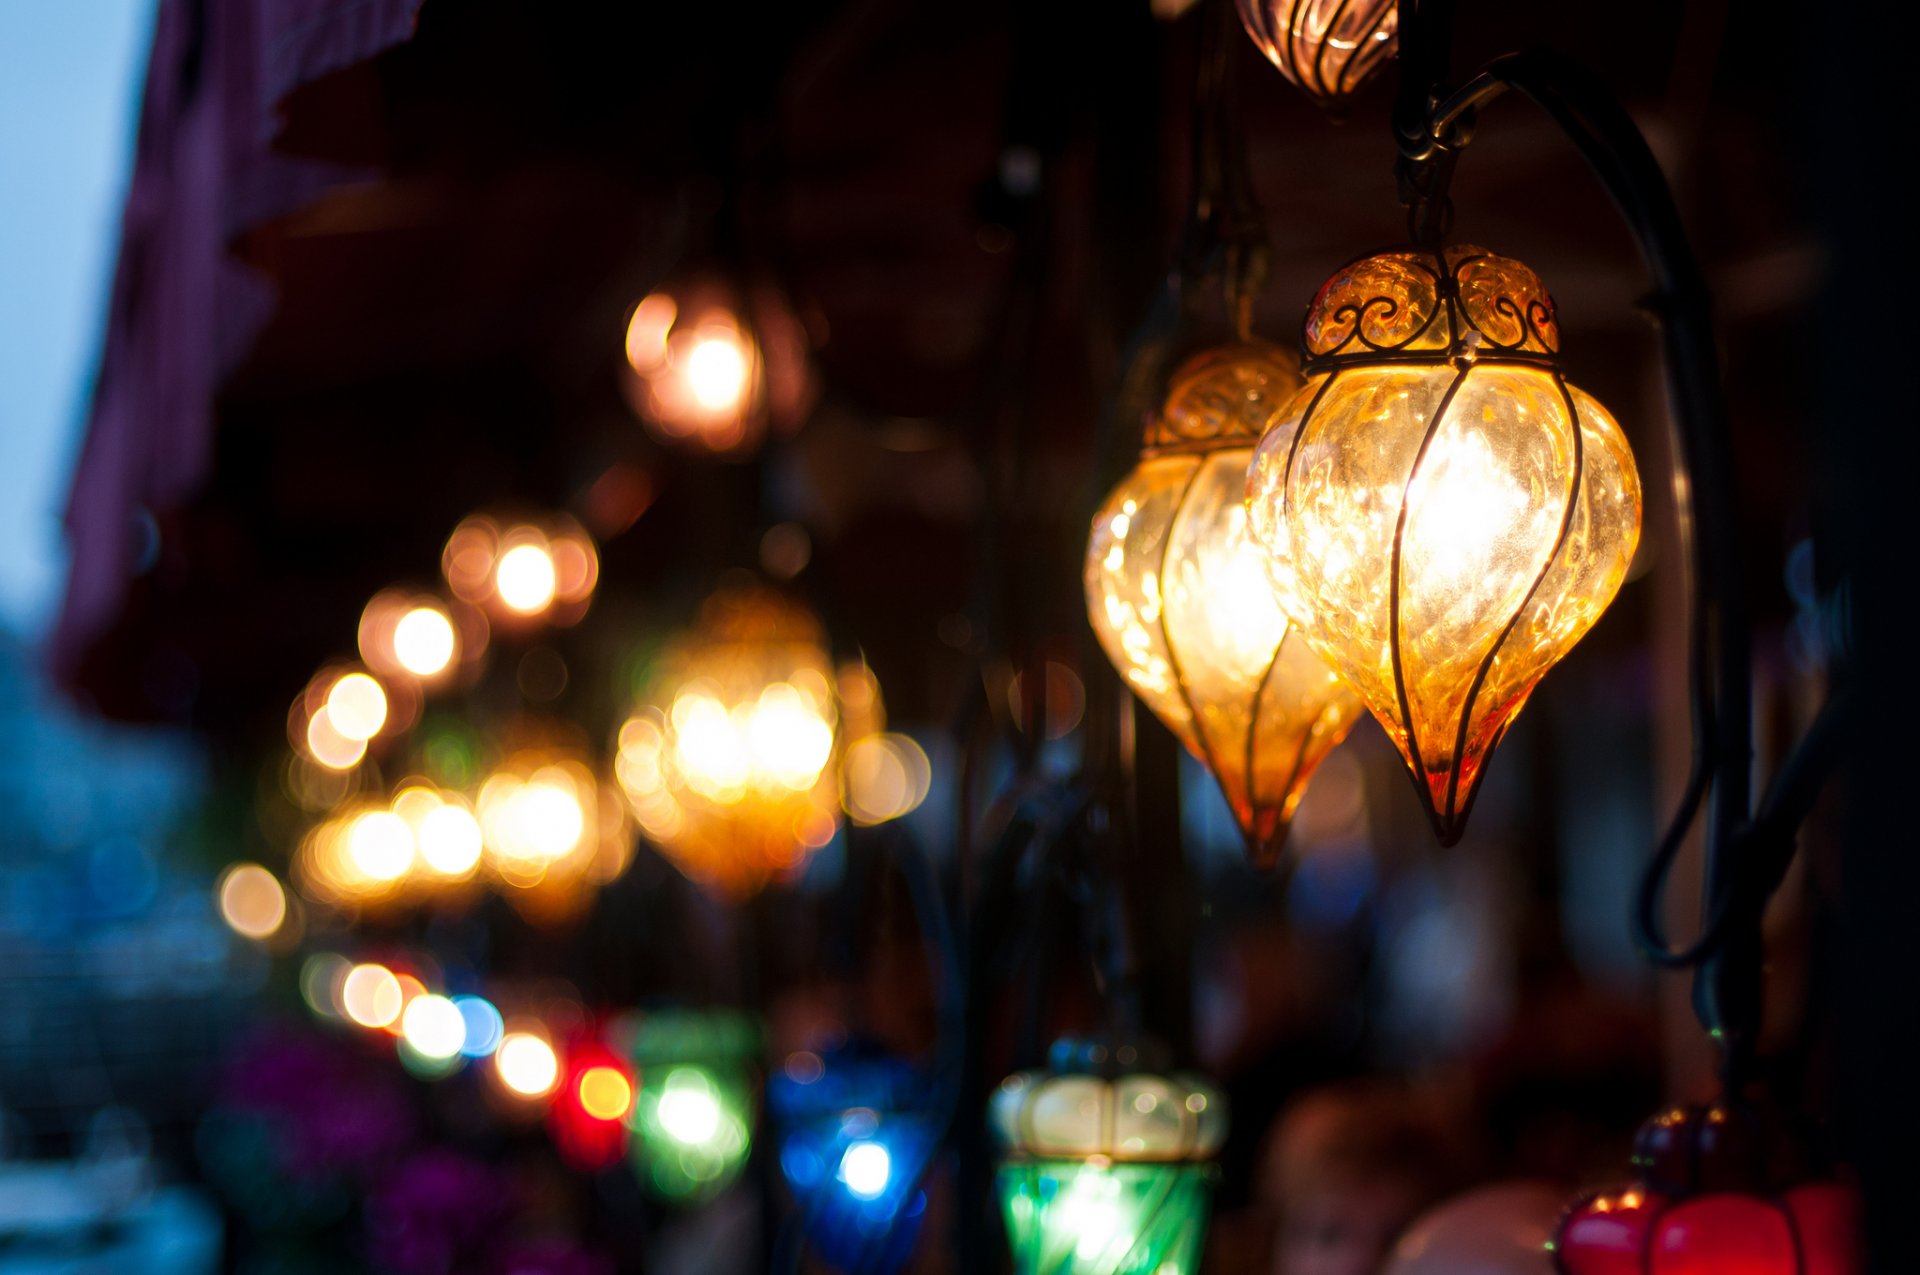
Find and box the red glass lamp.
[1553,1104,1860,1275]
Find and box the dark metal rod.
[1406,48,1757,1068]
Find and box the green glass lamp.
[624,1008,761,1204]
[990,1038,1226,1275]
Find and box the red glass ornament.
[1553,1105,1860,1275]
[545,1034,634,1172]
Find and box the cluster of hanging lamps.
[1246,245,1642,843]
[770,1043,936,1274]
[1085,343,1363,865]
[991,1038,1225,1275]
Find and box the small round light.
[216,863,286,940]
[496,544,558,614]
[305,706,368,770]
[341,963,404,1028]
[393,606,457,677]
[838,1141,892,1200]
[497,1032,561,1098]
[657,1072,724,1145]
[685,331,751,412]
[417,803,483,875]
[578,1066,634,1121]
[453,996,505,1058]
[401,994,467,1060]
[326,673,389,741]
[348,811,414,881]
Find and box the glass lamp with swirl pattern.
[1246,246,1642,845]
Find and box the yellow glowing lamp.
[621,278,813,459]
[616,584,847,897]
[1235,0,1398,107]
[1247,246,1642,844]
[1086,345,1364,867]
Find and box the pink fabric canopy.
[53,0,418,681]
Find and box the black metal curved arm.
[1398,47,1778,1079]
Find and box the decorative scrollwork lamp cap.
[1142,342,1304,455]
[1302,244,1560,369]
[1248,242,1641,847]
[990,1036,1227,1164]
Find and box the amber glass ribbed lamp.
[1086,344,1363,867]
[614,584,844,896]
[1235,0,1398,108]
[1246,246,1641,844]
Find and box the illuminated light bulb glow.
[304,705,367,770]
[1235,0,1398,106]
[496,543,559,614]
[326,672,389,741]
[392,605,457,676]
[841,733,933,826]
[216,863,287,940]
[497,1032,561,1098]
[1248,246,1641,845]
[625,293,679,373]
[1086,345,1363,867]
[341,963,404,1028]
[685,330,752,412]
[615,585,850,898]
[401,994,467,1060]
[416,802,483,875]
[579,1066,634,1121]
[348,811,415,881]
[837,1141,892,1200]
[453,996,505,1058]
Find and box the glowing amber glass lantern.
[1086,345,1363,867]
[1247,246,1642,843]
[615,584,846,896]
[1235,0,1398,107]
[622,277,813,458]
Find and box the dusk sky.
[0,2,154,635]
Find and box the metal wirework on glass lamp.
[1084,0,1363,869]
[1087,344,1364,866]
[990,1038,1225,1275]
[1235,0,1399,108]
[1246,244,1643,845]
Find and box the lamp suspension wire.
[1387,21,1857,1090]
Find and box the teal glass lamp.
[990,1038,1226,1275]
[624,1009,761,1204]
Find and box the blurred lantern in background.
[1086,343,1363,868]
[441,513,599,627]
[496,1027,563,1101]
[1247,246,1642,845]
[1383,1182,1565,1275]
[614,583,850,896]
[1235,0,1398,107]
[216,862,290,941]
[1552,1104,1860,1275]
[991,1038,1226,1275]
[290,662,417,773]
[770,1043,937,1275]
[621,275,814,458]
[359,588,474,684]
[475,745,632,922]
[624,1009,761,1205]
[547,1033,635,1171]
